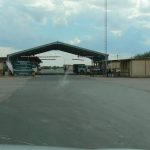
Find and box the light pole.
[105,0,108,55]
[104,0,108,75]
[117,54,120,60]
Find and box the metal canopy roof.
[8,41,108,61]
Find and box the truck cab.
[73,64,86,74]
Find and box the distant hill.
[134,51,150,58]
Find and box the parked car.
[90,67,103,74]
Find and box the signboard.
[13,61,33,76]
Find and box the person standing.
[32,68,36,78]
[64,66,67,74]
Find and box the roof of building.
[8,41,108,62]
[108,57,150,62]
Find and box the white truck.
[73,64,87,74]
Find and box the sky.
[0,0,150,66]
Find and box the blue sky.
[0,0,150,65]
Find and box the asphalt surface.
[0,75,150,149]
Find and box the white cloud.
[143,39,150,46]
[1,0,148,31]
[53,17,68,27]
[5,0,105,28]
[137,20,150,29]
[128,0,150,19]
[0,0,3,7]
[70,38,81,45]
[0,47,16,57]
[27,0,55,10]
[111,30,123,37]
[109,52,133,60]
[0,0,150,62]
[128,9,150,19]
[142,24,150,29]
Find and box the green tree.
[134,51,150,58]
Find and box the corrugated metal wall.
[146,60,150,77]
[0,63,4,76]
[131,60,150,77]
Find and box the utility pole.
[104,0,108,75]
[105,0,108,55]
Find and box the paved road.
[38,68,73,75]
[0,75,150,149]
